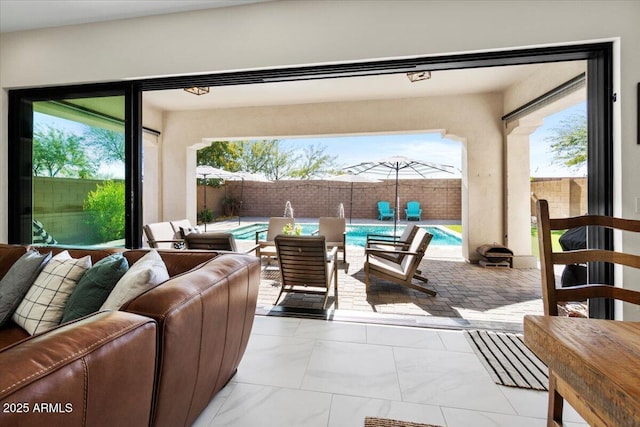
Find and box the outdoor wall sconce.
[406,71,431,82]
[184,86,210,95]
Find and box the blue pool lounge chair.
[405,201,422,221]
[377,201,395,221]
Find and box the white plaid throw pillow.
[13,251,91,335]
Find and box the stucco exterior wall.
[1,0,639,317]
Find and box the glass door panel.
[31,96,126,247]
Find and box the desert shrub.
[84,180,125,242]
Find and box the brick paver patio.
[257,245,543,329]
[212,218,544,332]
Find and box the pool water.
[230,223,461,247]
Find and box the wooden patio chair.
[536,198,640,316]
[255,217,295,264]
[364,227,435,295]
[366,224,419,263]
[313,217,347,262]
[169,219,257,253]
[183,231,258,254]
[274,235,338,309]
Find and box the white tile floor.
[193,315,588,427]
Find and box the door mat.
[364,417,442,427]
[464,329,548,390]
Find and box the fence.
[530,177,587,218]
[201,179,462,220]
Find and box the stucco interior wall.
[1,0,639,317]
[160,93,504,261]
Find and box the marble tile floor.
[193,315,587,427]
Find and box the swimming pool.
[230,223,461,247]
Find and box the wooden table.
[523,315,640,427]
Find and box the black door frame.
[7,42,613,317]
[8,82,142,248]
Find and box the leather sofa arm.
[0,311,157,427]
[124,254,260,427]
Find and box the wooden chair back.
[184,232,238,251]
[274,235,338,308]
[536,199,640,316]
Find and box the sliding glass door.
[8,84,141,248]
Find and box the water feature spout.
[283,201,294,218]
[337,203,345,218]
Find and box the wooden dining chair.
[536,199,640,316]
[535,199,640,427]
[274,235,338,309]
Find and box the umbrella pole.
[203,174,208,232]
[238,178,244,225]
[349,182,353,224]
[394,168,399,236]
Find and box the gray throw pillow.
[0,250,52,327]
[60,253,129,323]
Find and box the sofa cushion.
[0,250,52,327]
[0,244,28,280]
[101,249,169,311]
[12,251,91,335]
[61,253,129,323]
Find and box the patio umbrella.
[343,156,455,235]
[196,166,240,230]
[326,173,381,224]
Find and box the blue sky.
[281,100,587,178]
[36,100,586,180]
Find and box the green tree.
[83,180,125,242]
[238,140,298,180]
[289,144,338,179]
[197,141,244,170]
[84,127,125,163]
[33,125,96,178]
[546,113,587,170]
[197,139,338,181]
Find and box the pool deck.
[206,217,543,332]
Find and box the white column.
[505,118,543,268]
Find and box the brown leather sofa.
[0,244,261,427]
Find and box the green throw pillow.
[60,253,129,323]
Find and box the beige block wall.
[531,177,587,218]
[33,177,122,244]
[198,179,462,221]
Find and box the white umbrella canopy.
[343,156,455,235]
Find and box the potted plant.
[221,196,239,216]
